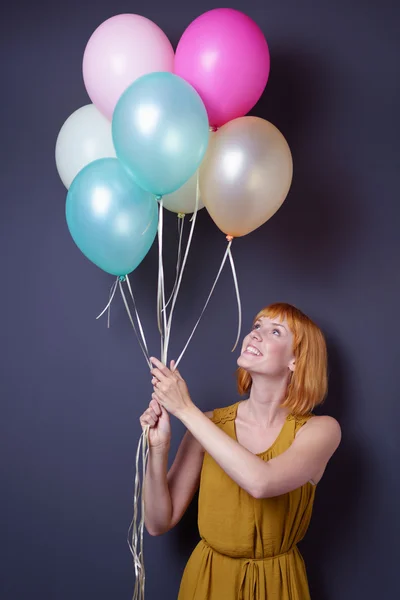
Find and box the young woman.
[140,303,341,599]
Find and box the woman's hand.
[139,398,171,450]
[150,357,195,419]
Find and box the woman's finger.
[152,391,164,404]
[143,409,156,423]
[170,360,184,380]
[150,357,167,370]
[141,414,156,428]
[151,377,166,389]
[149,406,159,420]
[150,357,172,379]
[150,399,161,416]
[150,367,169,384]
[153,380,165,393]
[147,407,158,421]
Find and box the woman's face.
[237,316,295,378]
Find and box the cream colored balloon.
[162,131,216,214]
[162,170,205,214]
[199,117,293,237]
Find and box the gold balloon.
[199,117,293,237]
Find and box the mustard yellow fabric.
[178,401,316,600]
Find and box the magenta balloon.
[175,9,270,128]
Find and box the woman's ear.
[288,359,295,373]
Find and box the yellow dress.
[178,401,316,600]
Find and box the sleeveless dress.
[178,401,316,600]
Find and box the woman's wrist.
[149,442,171,456]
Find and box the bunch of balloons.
[55,11,295,599]
[56,8,293,278]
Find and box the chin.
[237,354,252,369]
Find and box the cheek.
[240,335,251,352]
[263,341,289,361]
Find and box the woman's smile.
[242,344,263,357]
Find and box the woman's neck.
[244,373,291,427]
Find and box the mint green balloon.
[112,72,209,196]
[66,158,158,276]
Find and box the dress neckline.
[232,401,291,457]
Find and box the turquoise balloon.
[66,158,158,276]
[112,72,209,196]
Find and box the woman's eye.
[253,323,260,330]
[272,329,280,336]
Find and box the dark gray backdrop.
[1,1,399,599]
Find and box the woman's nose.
[251,330,261,341]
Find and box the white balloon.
[55,104,116,189]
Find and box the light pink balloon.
[175,9,270,128]
[83,14,174,120]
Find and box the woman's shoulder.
[294,413,341,440]
[204,402,239,424]
[301,413,340,429]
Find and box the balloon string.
[156,199,163,338]
[227,244,242,352]
[128,194,196,598]
[139,425,148,598]
[125,274,151,362]
[164,215,185,311]
[94,270,153,600]
[157,199,167,361]
[119,279,151,369]
[163,174,200,364]
[174,239,232,370]
[97,279,151,598]
[96,278,119,326]
[96,277,151,367]
[127,425,150,600]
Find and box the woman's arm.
[179,405,272,496]
[179,407,341,498]
[144,412,213,536]
[143,443,172,536]
[150,358,341,498]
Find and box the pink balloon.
[83,14,174,120]
[175,9,270,128]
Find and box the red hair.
[236,303,328,415]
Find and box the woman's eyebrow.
[254,320,287,332]
[271,322,287,331]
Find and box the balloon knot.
[209,126,219,132]
[226,235,234,242]
[119,275,126,282]
[177,212,185,219]
[155,195,162,201]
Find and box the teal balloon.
[112,72,209,196]
[66,158,158,276]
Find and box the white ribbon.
[163,175,200,364]
[125,275,151,363]
[119,279,151,370]
[174,239,231,370]
[127,425,149,600]
[96,180,242,600]
[228,244,242,352]
[96,278,119,327]
[164,215,185,311]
